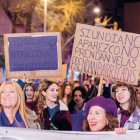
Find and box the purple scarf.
[0,109,25,128]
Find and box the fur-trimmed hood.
[44,100,68,111]
[59,100,68,111]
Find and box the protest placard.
[4,32,62,79]
[70,23,140,85]
[49,64,67,81]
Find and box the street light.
[44,0,47,32]
[93,7,100,13]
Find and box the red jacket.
[42,100,72,131]
[25,101,38,115]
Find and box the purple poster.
[8,36,58,71]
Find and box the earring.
[106,123,108,126]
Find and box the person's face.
[64,85,71,95]
[43,84,58,102]
[83,80,88,86]
[87,106,108,131]
[136,87,140,101]
[115,86,130,105]
[1,84,17,109]
[58,82,62,87]
[73,83,80,89]
[60,82,63,87]
[25,86,34,100]
[73,90,84,105]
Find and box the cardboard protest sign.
[49,64,67,81]
[4,32,62,79]
[70,23,140,85]
[62,64,67,79]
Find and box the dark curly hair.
[82,111,119,131]
[68,86,87,114]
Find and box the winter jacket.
[42,100,72,130]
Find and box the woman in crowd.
[83,96,119,131]
[24,83,38,114]
[68,86,87,114]
[72,81,80,90]
[84,84,89,92]
[87,85,98,100]
[59,84,72,105]
[62,81,72,87]
[0,81,40,129]
[113,82,140,131]
[88,78,111,99]
[37,81,72,130]
[83,96,128,133]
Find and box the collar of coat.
[117,107,140,123]
[44,100,68,111]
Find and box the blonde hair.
[0,81,37,128]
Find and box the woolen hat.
[85,96,117,118]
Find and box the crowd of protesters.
[0,77,140,134]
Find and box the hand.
[23,74,26,82]
[115,128,128,134]
[104,78,110,87]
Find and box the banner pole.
[97,77,103,96]
[66,55,69,81]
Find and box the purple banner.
[8,36,58,71]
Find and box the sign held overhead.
[4,32,62,79]
[70,23,140,85]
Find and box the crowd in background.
[0,77,140,134]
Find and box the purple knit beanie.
[85,96,118,118]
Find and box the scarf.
[0,109,25,128]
